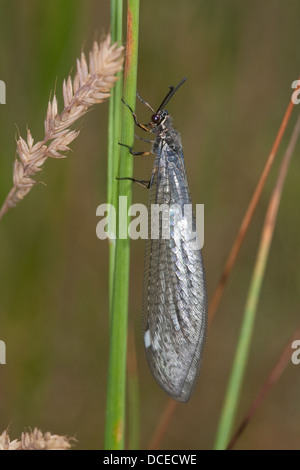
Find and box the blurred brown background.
[0,0,299,450]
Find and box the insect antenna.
[156,77,187,113]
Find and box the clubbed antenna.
[156,77,187,113]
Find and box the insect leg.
[136,92,155,113]
[121,97,150,132]
[135,134,155,144]
[116,177,150,189]
[149,165,158,188]
[116,161,158,189]
[118,142,152,157]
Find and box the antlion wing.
[142,144,207,402]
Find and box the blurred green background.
[0,0,300,450]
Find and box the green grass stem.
[107,0,123,313]
[214,112,300,450]
[104,0,140,450]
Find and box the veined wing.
[142,142,207,402]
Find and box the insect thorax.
[152,117,183,155]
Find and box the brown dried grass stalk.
[0,34,124,220]
[0,427,74,450]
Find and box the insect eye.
[151,113,161,124]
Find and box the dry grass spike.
[0,34,124,220]
[0,427,74,450]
